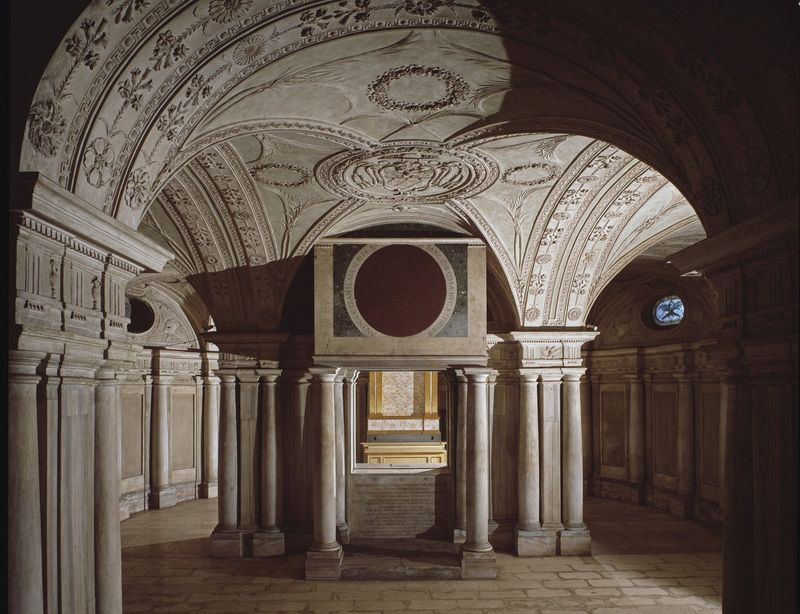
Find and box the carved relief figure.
[49,259,58,297]
[91,276,101,309]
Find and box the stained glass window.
[653,295,684,326]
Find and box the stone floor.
[121,497,722,613]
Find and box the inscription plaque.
[349,473,450,538]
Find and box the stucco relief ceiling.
[34,0,800,327]
[139,121,704,327]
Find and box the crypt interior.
[8,1,798,613]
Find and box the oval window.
[653,295,684,326]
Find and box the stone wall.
[117,349,219,518]
[584,344,724,527]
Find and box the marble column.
[343,370,359,469]
[253,370,284,557]
[237,373,261,531]
[150,375,176,508]
[460,368,496,579]
[143,374,153,511]
[486,370,497,523]
[210,374,242,557]
[627,374,646,503]
[515,369,549,556]
[454,371,468,543]
[285,372,313,551]
[721,368,754,614]
[334,373,350,543]
[8,352,45,614]
[676,374,695,517]
[305,368,343,580]
[580,374,592,497]
[539,370,564,537]
[355,375,368,464]
[94,368,123,614]
[560,370,591,555]
[199,375,220,498]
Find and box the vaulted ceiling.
[21,0,797,331]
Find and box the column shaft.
[311,372,338,550]
[561,372,585,530]
[539,373,563,529]
[94,369,122,614]
[217,375,238,530]
[288,373,312,533]
[455,374,468,536]
[334,375,348,537]
[517,372,540,531]
[460,369,495,580]
[261,375,279,530]
[201,376,220,498]
[253,372,285,558]
[464,372,492,551]
[580,375,592,495]
[150,376,176,508]
[722,374,754,614]
[305,369,343,581]
[486,372,497,522]
[628,376,646,487]
[677,376,695,503]
[8,358,45,614]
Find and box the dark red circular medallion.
[353,245,447,337]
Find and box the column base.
[210,529,243,558]
[452,528,466,544]
[198,482,218,499]
[559,528,591,556]
[252,530,285,557]
[336,522,351,545]
[149,487,177,509]
[514,528,556,557]
[460,547,496,579]
[305,546,343,580]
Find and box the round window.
[653,295,684,327]
[126,297,155,333]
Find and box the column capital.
[8,350,46,376]
[218,373,238,384]
[517,369,540,383]
[537,368,565,383]
[462,366,493,382]
[257,368,281,383]
[237,371,261,384]
[153,374,174,385]
[561,368,586,382]
[309,366,339,382]
[341,368,360,383]
[204,374,221,385]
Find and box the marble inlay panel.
[368,419,424,431]
[381,372,415,416]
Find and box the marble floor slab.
[121,497,722,613]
